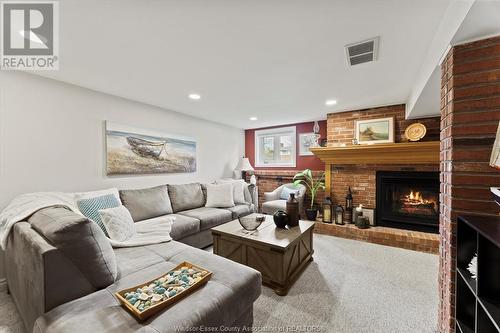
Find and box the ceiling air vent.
[345,37,379,66]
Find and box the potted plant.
[293,169,325,221]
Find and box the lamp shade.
[236,157,254,171]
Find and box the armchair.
[261,183,306,215]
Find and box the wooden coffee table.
[211,215,315,296]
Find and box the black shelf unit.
[457,215,500,333]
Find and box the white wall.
[0,71,245,210]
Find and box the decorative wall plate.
[404,123,427,141]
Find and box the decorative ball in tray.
[115,261,212,321]
[238,213,266,231]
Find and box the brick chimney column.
[439,35,500,333]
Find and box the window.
[255,126,296,167]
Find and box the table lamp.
[236,157,254,181]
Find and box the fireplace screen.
[376,171,439,233]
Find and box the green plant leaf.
[293,172,304,180]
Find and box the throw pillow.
[205,183,235,208]
[232,181,247,204]
[280,187,299,200]
[216,179,247,204]
[99,205,136,242]
[77,193,120,236]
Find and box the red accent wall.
[245,121,327,171]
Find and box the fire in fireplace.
[376,171,439,233]
[400,190,438,216]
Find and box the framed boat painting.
[105,122,196,175]
[355,117,395,145]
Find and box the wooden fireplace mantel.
[310,141,440,194]
[309,141,440,165]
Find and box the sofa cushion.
[34,241,262,333]
[29,206,117,289]
[168,183,205,213]
[225,204,252,219]
[178,207,232,230]
[76,193,120,236]
[120,185,173,222]
[137,214,200,241]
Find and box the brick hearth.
[315,222,439,254]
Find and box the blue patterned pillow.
[77,194,120,236]
[280,187,299,200]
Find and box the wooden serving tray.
[115,261,212,322]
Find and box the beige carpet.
[0,282,23,333]
[251,234,438,333]
[0,234,438,333]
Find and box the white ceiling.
[452,0,500,45]
[407,0,500,119]
[32,0,457,129]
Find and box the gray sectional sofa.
[5,182,261,333]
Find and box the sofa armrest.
[5,222,95,332]
[264,188,281,201]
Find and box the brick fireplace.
[310,104,442,253]
[326,104,441,209]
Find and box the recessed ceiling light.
[325,99,337,106]
[188,93,201,100]
[249,117,258,121]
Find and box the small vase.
[286,193,300,227]
[273,210,288,228]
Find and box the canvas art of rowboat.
[106,122,196,175]
[126,136,167,159]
